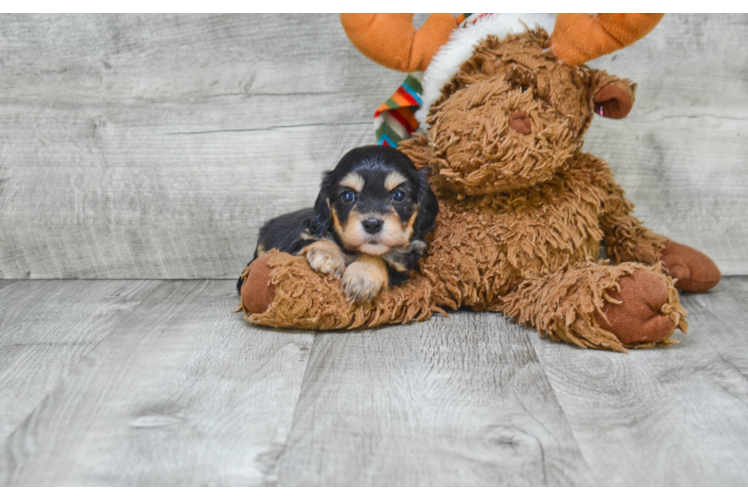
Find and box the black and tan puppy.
[237,145,438,302]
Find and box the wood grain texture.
[1,278,747,485]
[0,13,399,279]
[0,280,315,486]
[0,14,745,278]
[529,277,748,486]
[683,277,748,376]
[276,312,592,486]
[0,279,158,442]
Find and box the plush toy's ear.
[590,72,636,119]
[413,169,439,240]
[310,173,334,237]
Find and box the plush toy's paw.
[305,240,347,279]
[240,254,276,315]
[593,270,677,345]
[342,256,388,303]
[660,241,721,293]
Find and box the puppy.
[237,145,438,302]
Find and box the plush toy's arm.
[600,192,668,266]
[595,163,669,265]
[597,165,722,292]
[600,187,669,265]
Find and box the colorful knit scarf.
[374,13,483,146]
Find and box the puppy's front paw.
[305,240,346,279]
[342,256,389,303]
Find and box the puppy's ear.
[310,172,334,237]
[413,168,438,240]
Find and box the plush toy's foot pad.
[594,270,680,345]
[661,241,721,293]
[240,254,276,315]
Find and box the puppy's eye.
[341,190,356,204]
[392,189,406,202]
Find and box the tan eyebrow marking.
[339,172,365,192]
[384,171,407,191]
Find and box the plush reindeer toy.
[238,13,721,352]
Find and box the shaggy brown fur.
[238,29,720,352]
[240,251,439,330]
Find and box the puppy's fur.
[237,145,438,302]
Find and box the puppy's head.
[310,145,438,256]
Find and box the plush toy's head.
[424,29,636,195]
[340,13,665,195]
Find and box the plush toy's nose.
[362,218,384,234]
[509,111,532,135]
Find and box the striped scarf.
[375,13,479,146]
[374,72,423,147]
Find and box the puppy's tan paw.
[305,240,346,279]
[342,256,389,303]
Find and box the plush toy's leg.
[599,174,721,292]
[239,254,277,316]
[237,251,437,330]
[659,241,721,293]
[501,261,688,352]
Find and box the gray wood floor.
[1,278,747,486]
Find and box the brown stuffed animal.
[238,14,721,352]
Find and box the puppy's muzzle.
[362,217,384,235]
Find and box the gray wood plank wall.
[0,14,746,279]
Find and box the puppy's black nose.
[362,218,383,234]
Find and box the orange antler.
[550,14,665,66]
[339,14,457,72]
